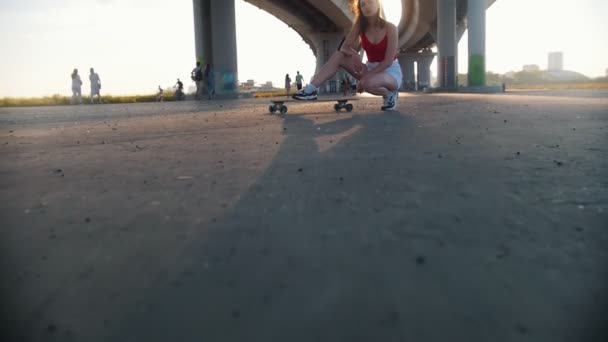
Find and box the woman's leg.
[359,73,398,96]
[310,51,365,88]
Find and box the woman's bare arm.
[339,18,361,57]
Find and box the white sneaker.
[381,90,398,111]
[382,94,390,108]
[292,84,318,101]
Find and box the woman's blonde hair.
[351,0,387,32]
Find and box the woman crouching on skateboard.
[292,0,402,111]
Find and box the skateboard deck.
[268,97,359,115]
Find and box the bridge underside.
[244,0,488,55]
[193,0,497,94]
[243,0,352,57]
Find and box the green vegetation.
[0,92,186,108]
[0,89,275,107]
[505,82,608,90]
[253,90,294,98]
[459,70,608,90]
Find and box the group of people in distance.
[284,71,305,97]
[70,60,217,105]
[70,68,102,105]
[157,61,215,102]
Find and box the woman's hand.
[339,46,357,56]
[357,71,372,93]
[352,59,367,79]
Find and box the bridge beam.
[467,0,486,86]
[436,0,458,90]
[193,0,239,96]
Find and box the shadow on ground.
[1,95,607,342]
[105,111,607,341]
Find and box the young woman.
[70,68,83,105]
[89,68,102,104]
[293,0,402,111]
[284,73,292,97]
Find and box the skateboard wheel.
[345,103,353,112]
[334,104,341,112]
[269,105,275,114]
[280,105,288,115]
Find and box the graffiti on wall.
[221,71,236,91]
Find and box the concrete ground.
[0,91,607,342]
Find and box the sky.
[0,0,606,98]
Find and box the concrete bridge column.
[192,0,238,96]
[193,0,210,63]
[467,0,486,86]
[416,50,435,90]
[436,0,457,90]
[311,32,344,94]
[398,55,416,91]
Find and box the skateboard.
[268,97,359,115]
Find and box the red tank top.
[361,32,392,63]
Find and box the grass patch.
[253,90,293,98]
[0,93,187,108]
[506,83,608,90]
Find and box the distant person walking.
[89,68,102,104]
[285,73,292,97]
[174,78,185,101]
[70,68,83,105]
[204,63,215,100]
[175,78,184,91]
[191,61,203,100]
[349,74,357,95]
[295,71,304,91]
[157,86,164,102]
[341,73,351,96]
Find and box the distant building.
[523,64,540,72]
[256,81,275,92]
[240,79,255,91]
[605,68,608,77]
[548,52,563,71]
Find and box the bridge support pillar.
[398,56,416,91]
[311,33,344,94]
[193,0,238,96]
[416,49,435,90]
[437,0,458,90]
[467,0,486,86]
[398,49,435,91]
